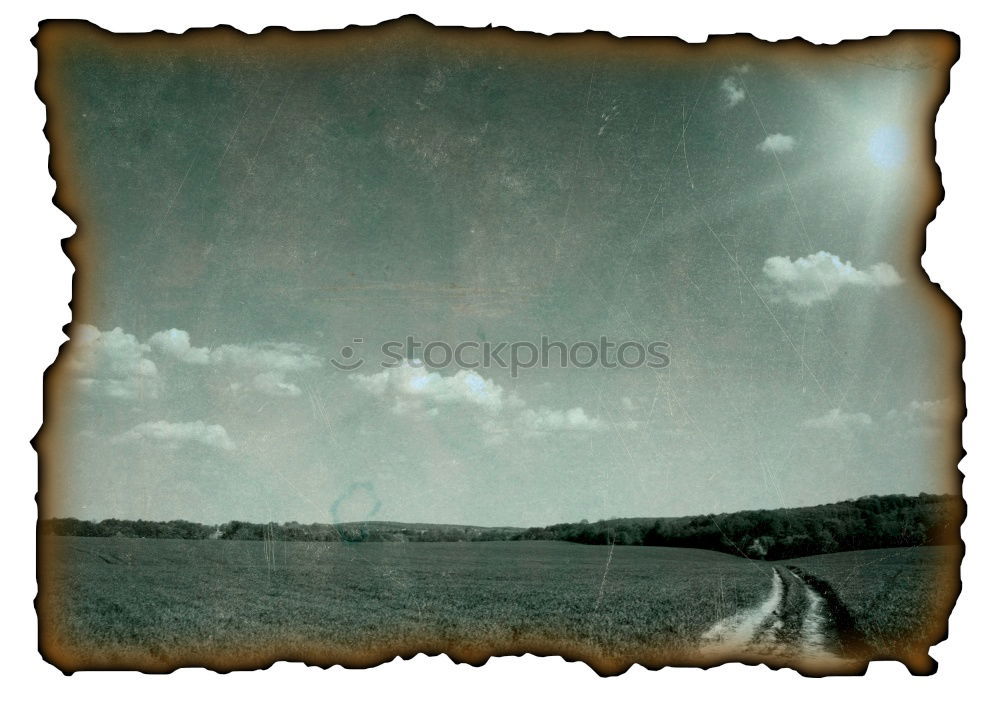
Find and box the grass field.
[40,537,775,673]
[783,545,960,666]
[38,538,959,674]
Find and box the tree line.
[39,517,522,544]
[40,493,962,559]
[212,521,522,543]
[40,518,216,540]
[512,493,963,559]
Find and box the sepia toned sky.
[44,25,961,526]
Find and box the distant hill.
[335,520,526,533]
[40,492,962,559]
[512,493,963,559]
[247,521,526,543]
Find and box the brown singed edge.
[32,18,963,676]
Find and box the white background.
[1,1,995,710]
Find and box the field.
[38,538,958,674]
[40,537,774,673]
[782,545,961,667]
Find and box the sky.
[42,24,961,527]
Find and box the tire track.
[700,565,857,669]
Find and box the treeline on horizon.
[38,518,523,543]
[512,493,963,559]
[40,493,963,560]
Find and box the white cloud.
[480,406,607,444]
[803,408,873,430]
[757,133,797,153]
[148,328,210,364]
[479,418,511,446]
[252,371,303,397]
[114,420,235,451]
[68,324,160,400]
[905,399,953,423]
[150,328,319,372]
[74,326,321,400]
[519,407,606,434]
[734,63,751,74]
[809,399,956,438]
[209,342,320,373]
[886,399,955,430]
[390,398,438,417]
[351,360,506,413]
[720,76,745,107]
[762,251,902,306]
[145,328,319,397]
[351,361,604,440]
[352,370,389,395]
[149,327,322,372]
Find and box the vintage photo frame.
[33,18,962,677]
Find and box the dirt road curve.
[700,565,857,669]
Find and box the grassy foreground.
[38,538,958,673]
[782,545,960,666]
[40,537,773,672]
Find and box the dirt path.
[700,565,855,669]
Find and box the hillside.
[513,493,963,559]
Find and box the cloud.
[757,133,797,153]
[208,342,320,373]
[147,328,210,364]
[114,420,235,451]
[75,326,322,398]
[808,399,955,438]
[903,399,953,423]
[145,328,320,397]
[803,408,873,430]
[149,328,319,372]
[720,76,746,107]
[478,418,512,446]
[390,399,439,417]
[351,361,604,440]
[479,405,607,445]
[252,371,303,397]
[762,251,902,306]
[519,407,606,434]
[886,399,955,432]
[69,325,160,400]
[351,360,506,413]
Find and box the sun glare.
[867,125,908,169]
